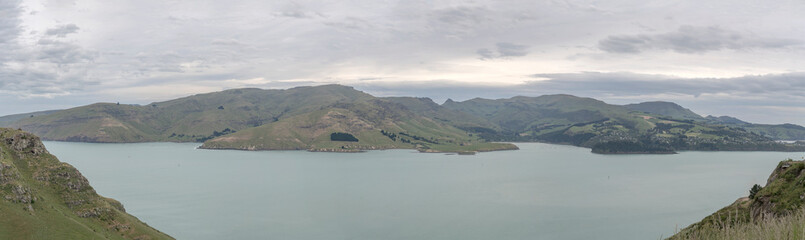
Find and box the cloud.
[496,42,529,57]
[528,72,805,97]
[428,6,492,39]
[476,48,495,59]
[0,1,96,98]
[598,25,802,54]
[36,40,95,64]
[0,0,22,57]
[45,24,80,37]
[477,42,529,59]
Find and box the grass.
[668,160,805,240]
[200,101,519,153]
[0,128,173,239]
[667,209,805,240]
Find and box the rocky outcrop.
[4,130,48,156]
[0,128,173,239]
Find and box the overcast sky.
[2,0,805,125]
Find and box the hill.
[201,98,517,153]
[669,160,805,239]
[0,110,61,126]
[444,95,805,153]
[624,101,704,121]
[0,128,172,239]
[4,85,376,143]
[3,85,803,154]
[5,85,516,154]
[622,103,805,141]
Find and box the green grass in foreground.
[666,209,805,240]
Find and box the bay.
[43,141,805,240]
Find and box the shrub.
[749,184,763,199]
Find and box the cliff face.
[0,128,172,239]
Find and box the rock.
[3,132,48,156]
[8,185,34,204]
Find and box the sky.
[1,0,805,125]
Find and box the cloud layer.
[1,0,805,125]
[598,26,802,54]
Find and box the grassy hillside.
[705,116,805,141]
[743,124,805,141]
[0,128,172,239]
[5,85,803,153]
[624,101,704,121]
[444,95,805,153]
[8,85,376,143]
[7,85,516,153]
[623,103,805,141]
[669,160,805,239]
[0,110,61,127]
[201,98,517,153]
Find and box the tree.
[749,184,763,199]
[330,132,359,142]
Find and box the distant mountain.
[2,85,803,154]
[443,94,628,136]
[5,85,515,153]
[624,101,704,121]
[704,115,805,140]
[444,95,805,153]
[202,97,516,153]
[5,85,377,143]
[0,128,172,239]
[705,115,749,125]
[742,123,805,141]
[0,109,61,126]
[622,102,805,141]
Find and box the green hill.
[3,85,803,154]
[705,115,805,141]
[623,103,805,141]
[5,85,376,143]
[5,85,515,154]
[444,95,805,153]
[0,128,172,239]
[0,110,61,126]
[201,98,517,153]
[624,101,704,121]
[669,160,805,239]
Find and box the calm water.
[43,142,804,240]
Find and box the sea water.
[43,142,805,240]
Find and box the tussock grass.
[668,209,805,240]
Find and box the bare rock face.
[3,131,48,157]
[0,162,19,185]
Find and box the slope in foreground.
[0,128,172,240]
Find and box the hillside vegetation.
[201,98,516,153]
[3,84,804,154]
[444,96,805,153]
[0,128,172,239]
[4,85,515,153]
[625,102,805,141]
[669,160,805,239]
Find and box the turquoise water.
[43,142,804,240]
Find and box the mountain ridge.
[2,84,804,154]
